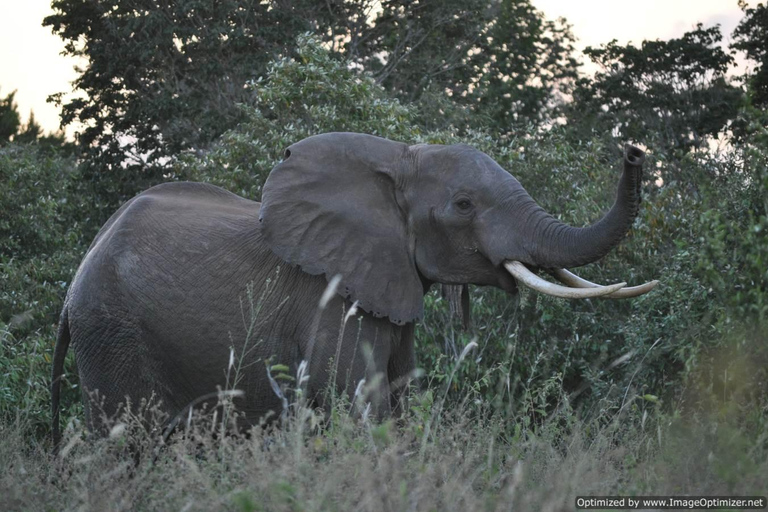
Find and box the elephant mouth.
[503,261,658,299]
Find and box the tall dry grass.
[2,353,766,512]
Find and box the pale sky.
[0,0,752,136]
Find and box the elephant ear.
[259,133,423,325]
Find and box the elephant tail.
[51,307,71,456]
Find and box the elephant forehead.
[413,150,516,200]
[418,146,508,182]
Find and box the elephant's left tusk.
[504,261,626,299]
[550,268,659,299]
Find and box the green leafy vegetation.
[0,89,68,148]
[1,144,83,436]
[733,1,768,111]
[43,0,578,211]
[2,2,768,507]
[569,24,742,153]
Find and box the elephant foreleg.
[388,322,416,417]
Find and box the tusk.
[504,261,626,299]
[550,268,659,299]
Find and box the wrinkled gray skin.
[52,132,645,446]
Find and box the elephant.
[51,132,656,447]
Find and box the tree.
[0,89,66,148]
[732,1,768,109]
[14,112,42,144]
[470,2,578,129]
[353,0,579,132]
[44,0,365,200]
[568,24,742,154]
[0,90,21,144]
[45,0,579,208]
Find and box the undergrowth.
[2,332,766,512]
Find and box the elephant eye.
[455,198,473,211]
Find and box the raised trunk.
[521,145,645,269]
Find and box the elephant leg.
[72,317,179,436]
[311,316,393,420]
[356,332,393,420]
[388,322,416,416]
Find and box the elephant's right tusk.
[550,268,659,299]
[504,261,626,299]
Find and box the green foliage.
[695,155,768,322]
[44,0,578,212]
[732,1,768,110]
[0,144,83,435]
[569,24,742,156]
[0,90,21,143]
[465,0,579,130]
[0,90,65,148]
[43,0,367,214]
[0,145,80,258]
[359,0,579,132]
[180,34,420,199]
[44,0,343,168]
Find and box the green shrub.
[0,143,83,435]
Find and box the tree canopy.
[732,1,768,110]
[568,24,742,154]
[0,89,66,147]
[44,0,579,191]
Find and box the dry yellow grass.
[1,385,766,512]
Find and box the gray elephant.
[51,132,656,447]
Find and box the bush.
[0,143,83,436]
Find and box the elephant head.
[260,133,656,325]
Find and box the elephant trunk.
[518,145,645,270]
